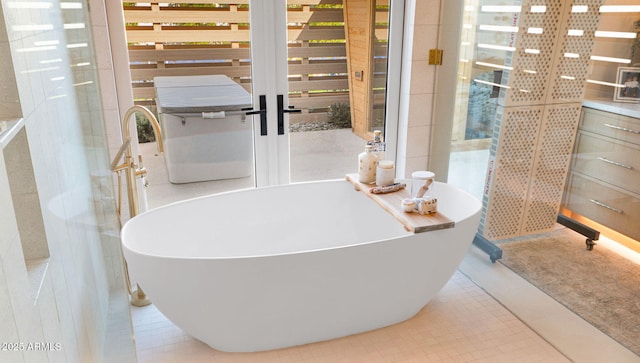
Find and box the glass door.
[248,0,292,187]
[127,1,291,194]
[286,0,403,182]
[124,2,261,206]
[251,0,404,185]
[445,0,523,199]
[124,1,402,198]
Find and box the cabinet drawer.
[564,173,640,241]
[572,131,640,194]
[581,108,640,146]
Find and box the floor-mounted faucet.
[111,105,164,307]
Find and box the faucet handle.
[135,154,148,180]
[110,137,132,172]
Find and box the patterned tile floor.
[131,240,640,362]
[131,270,569,363]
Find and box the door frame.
[249,0,290,187]
[110,1,407,192]
[384,0,406,170]
[250,0,405,187]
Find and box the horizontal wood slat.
[289,45,346,58]
[130,65,251,81]
[124,1,389,122]
[287,9,344,23]
[287,79,349,92]
[124,0,249,4]
[124,9,249,24]
[124,8,346,24]
[125,29,250,43]
[129,45,346,62]
[133,79,350,95]
[126,28,346,43]
[128,48,251,62]
[288,62,347,75]
[122,0,352,6]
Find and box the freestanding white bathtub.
[122,180,481,352]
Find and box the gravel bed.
[289,122,343,132]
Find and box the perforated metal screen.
[480,0,603,240]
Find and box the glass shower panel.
[61,2,137,358]
[585,2,640,100]
[455,1,521,145]
[371,1,391,134]
[449,1,524,199]
[60,1,124,252]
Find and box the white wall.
[398,0,439,178]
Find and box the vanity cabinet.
[563,106,640,242]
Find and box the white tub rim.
[121,179,480,260]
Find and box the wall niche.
[3,127,50,301]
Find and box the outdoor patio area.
[139,128,368,209]
[139,127,490,211]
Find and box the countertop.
[583,98,640,119]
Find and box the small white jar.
[401,198,415,213]
[411,171,435,199]
[376,160,395,186]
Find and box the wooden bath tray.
[346,174,454,233]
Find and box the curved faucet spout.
[111,104,165,307]
[112,104,165,218]
[122,105,164,153]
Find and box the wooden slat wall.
[123,1,388,124]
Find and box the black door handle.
[277,94,301,135]
[283,106,302,113]
[245,95,268,136]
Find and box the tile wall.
[0,3,19,120]
[398,0,457,180]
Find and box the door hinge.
[429,49,443,65]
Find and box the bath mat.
[497,228,640,357]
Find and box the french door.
[123,1,402,207]
[248,0,292,187]
[247,0,403,187]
